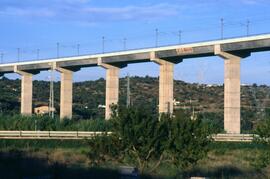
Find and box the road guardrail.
[0,131,257,142]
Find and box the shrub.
[86,106,211,174]
[252,118,270,170]
[110,107,169,173]
[167,111,211,170]
[86,134,122,166]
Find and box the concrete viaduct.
[1,34,270,134]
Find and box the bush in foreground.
[87,106,211,174]
[251,118,270,169]
[167,111,211,170]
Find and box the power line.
[0,53,3,63]
[1,16,270,63]
[77,44,80,56]
[126,73,131,107]
[102,36,105,53]
[247,20,250,36]
[57,42,60,58]
[155,28,159,47]
[49,68,55,119]
[17,48,21,62]
[221,18,224,39]
[123,38,127,50]
[178,30,182,44]
[37,49,40,60]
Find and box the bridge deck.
[1,34,270,74]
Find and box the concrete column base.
[150,52,179,114]
[55,66,74,120]
[14,66,33,116]
[224,58,241,134]
[215,45,248,134]
[21,74,33,115]
[105,67,119,119]
[98,58,121,120]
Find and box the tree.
[86,134,123,166]
[110,106,169,173]
[249,118,270,169]
[197,112,223,134]
[255,118,270,145]
[251,118,270,168]
[86,106,211,173]
[167,111,211,170]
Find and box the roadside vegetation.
[1,76,270,177]
[0,114,111,131]
[1,106,270,178]
[87,106,211,174]
[0,105,213,178]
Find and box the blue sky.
[1,0,270,84]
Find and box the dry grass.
[190,148,268,179]
[1,142,270,178]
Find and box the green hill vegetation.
[1,76,270,133]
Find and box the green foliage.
[197,112,223,134]
[167,111,211,170]
[86,135,122,166]
[251,118,270,170]
[250,150,270,170]
[0,114,112,131]
[87,106,211,173]
[1,76,270,132]
[255,118,270,144]
[110,106,169,173]
[0,139,88,150]
[241,108,256,133]
[56,118,112,131]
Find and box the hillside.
[0,76,270,131]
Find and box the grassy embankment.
[0,140,269,178]
[0,115,269,178]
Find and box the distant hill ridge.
[0,76,269,121]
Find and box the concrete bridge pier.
[54,63,78,120]
[215,45,250,134]
[14,66,35,116]
[150,52,182,114]
[98,58,126,120]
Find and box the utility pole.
[37,49,40,60]
[155,28,159,47]
[178,30,182,44]
[189,98,195,120]
[123,38,127,50]
[35,119,37,131]
[221,18,224,39]
[126,73,131,107]
[102,36,105,53]
[49,73,52,117]
[17,48,20,62]
[57,42,60,58]
[49,68,55,119]
[246,20,250,36]
[0,53,3,63]
[77,44,80,56]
